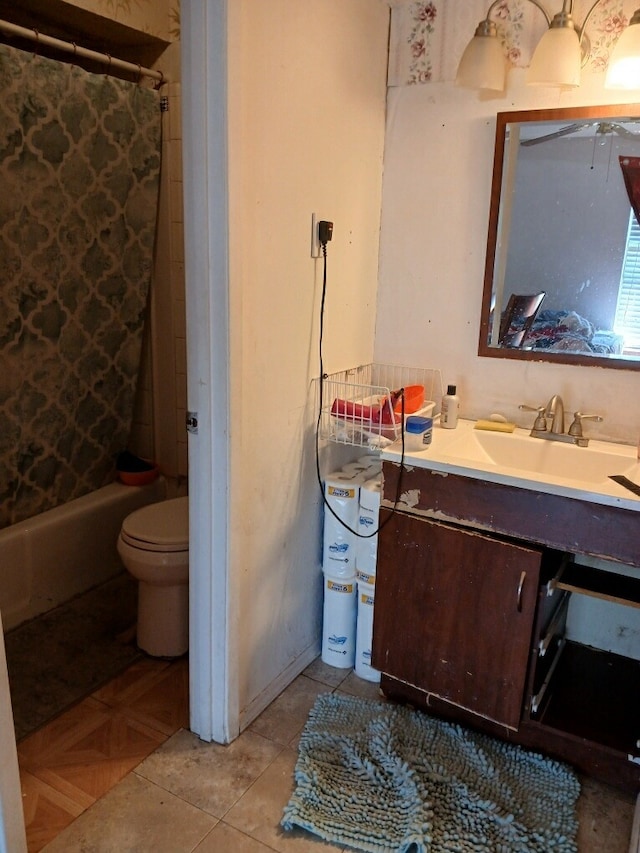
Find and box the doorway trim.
[182,0,238,743]
[0,614,27,852]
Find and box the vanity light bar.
[456,0,640,92]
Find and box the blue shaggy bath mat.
[281,692,580,853]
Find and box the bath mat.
[5,575,142,740]
[282,692,580,853]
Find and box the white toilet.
[117,496,189,658]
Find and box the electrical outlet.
[311,213,321,258]
[311,214,334,257]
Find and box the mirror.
[479,104,640,370]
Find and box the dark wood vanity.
[371,460,640,791]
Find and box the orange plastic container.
[394,384,424,415]
[118,464,160,486]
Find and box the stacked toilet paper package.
[321,455,382,682]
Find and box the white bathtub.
[0,479,166,632]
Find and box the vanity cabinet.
[372,460,640,791]
[373,510,543,729]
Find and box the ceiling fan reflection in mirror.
[519,120,640,146]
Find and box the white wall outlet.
[311,213,321,259]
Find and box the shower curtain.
[0,43,162,529]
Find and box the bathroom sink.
[382,418,640,511]
[448,425,636,484]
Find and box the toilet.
[117,496,189,657]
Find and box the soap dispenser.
[441,385,459,429]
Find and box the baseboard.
[630,793,640,853]
[238,643,320,732]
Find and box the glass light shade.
[527,26,581,87]
[605,22,640,88]
[455,34,505,92]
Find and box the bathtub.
[0,479,166,632]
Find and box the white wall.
[225,0,390,727]
[376,68,640,446]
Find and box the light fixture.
[455,19,507,93]
[527,7,580,87]
[606,9,640,88]
[456,0,640,91]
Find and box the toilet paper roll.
[354,581,380,682]
[341,462,369,476]
[356,569,376,586]
[355,477,381,576]
[358,455,383,474]
[322,475,361,576]
[321,574,357,669]
[322,522,357,576]
[324,470,359,483]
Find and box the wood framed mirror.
[478,103,640,370]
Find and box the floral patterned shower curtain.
[0,43,161,528]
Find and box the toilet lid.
[121,496,189,552]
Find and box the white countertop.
[381,418,640,513]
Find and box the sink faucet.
[519,398,603,447]
[545,395,565,434]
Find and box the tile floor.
[17,656,637,852]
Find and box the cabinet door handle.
[517,571,526,612]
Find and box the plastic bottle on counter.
[440,385,460,429]
[404,416,433,451]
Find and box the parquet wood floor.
[18,656,188,853]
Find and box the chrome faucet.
[519,397,603,447]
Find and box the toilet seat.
[120,496,188,553]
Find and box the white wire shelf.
[318,363,443,450]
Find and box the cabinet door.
[372,510,542,730]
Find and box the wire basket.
[318,363,443,450]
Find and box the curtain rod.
[0,18,166,85]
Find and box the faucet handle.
[519,404,547,431]
[568,412,603,437]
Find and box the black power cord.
[314,223,405,539]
